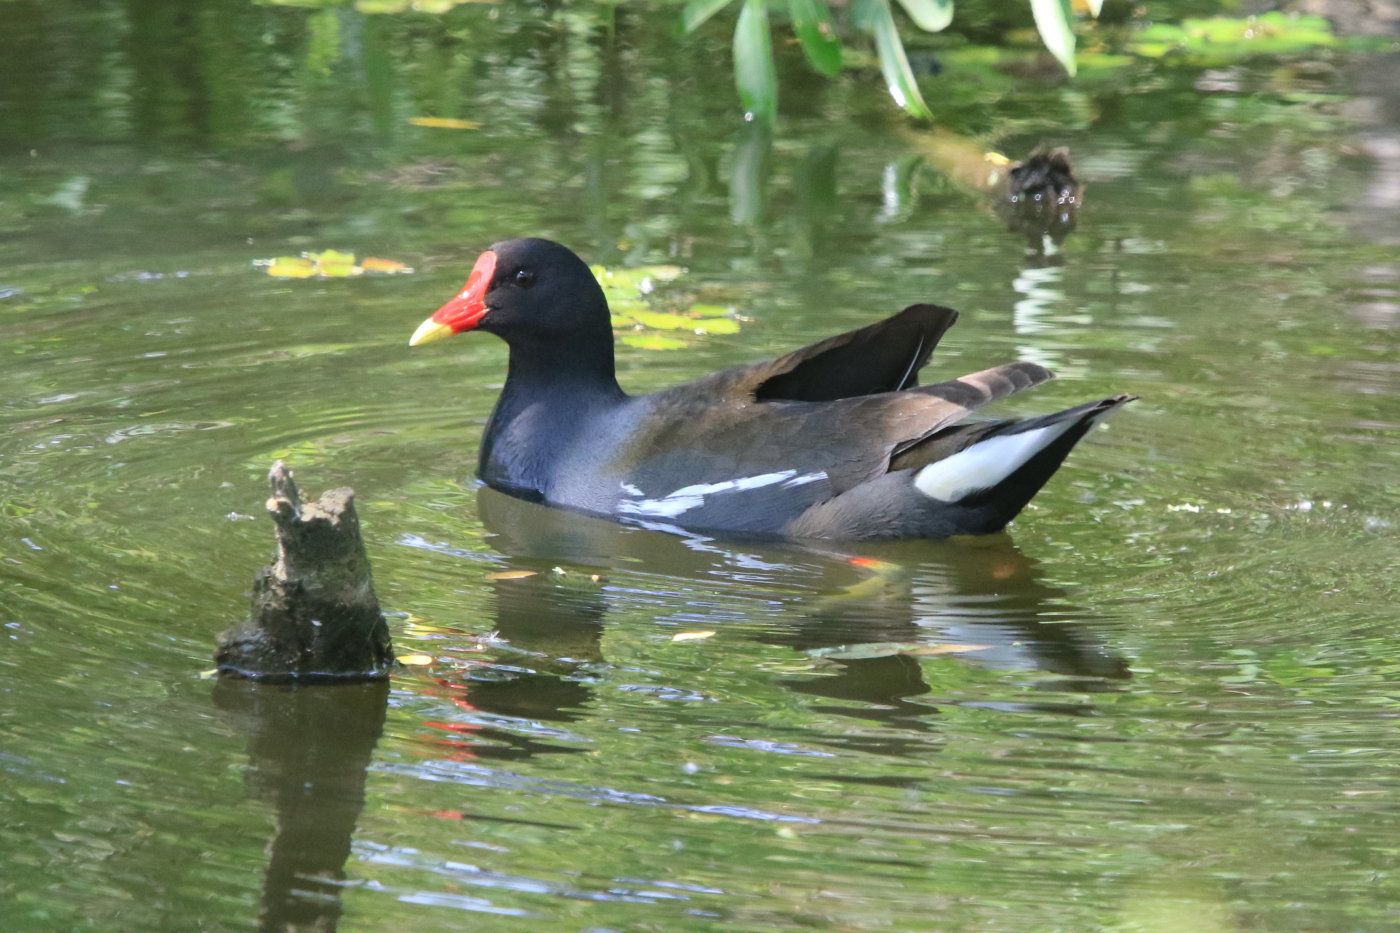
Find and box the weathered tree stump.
[215,461,394,682]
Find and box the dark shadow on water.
[473,487,1130,742]
[414,572,604,762]
[212,679,389,933]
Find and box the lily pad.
[621,334,690,350]
[265,257,317,278]
[590,262,743,350]
[1128,14,1364,64]
[260,250,415,279]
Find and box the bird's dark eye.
[513,268,536,289]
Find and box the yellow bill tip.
[409,318,455,347]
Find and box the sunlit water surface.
[2,3,1398,931]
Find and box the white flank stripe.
[913,421,1077,503]
[618,470,824,520]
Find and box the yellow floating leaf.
[408,117,481,130]
[360,256,412,273]
[397,653,434,665]
[197,668,220,680]
[486,570,539,580]
[266,257,317,278]
[621,335,689,350]
[904,643,994,656]
[671,631,716,642]
[403,622,458,635]
[307,249,357,266]
[315,260,363,278]
[413,0,464,12]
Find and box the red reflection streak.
[417,677,484,760]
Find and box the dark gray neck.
[502,333,623,396]
[476,339,626,496]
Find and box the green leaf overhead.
[679,0,735,34]
[862,0,933,119]
[734,0,778,122]
[788,0,843,77]
[1030,0,1077,76]
[893,0,953,34]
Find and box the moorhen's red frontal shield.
[409,249,497,346]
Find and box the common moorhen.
[410,238,1133,540]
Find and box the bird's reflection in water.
[466,487,1128,742]
[210,488,1130,931]
[418,574,603,762]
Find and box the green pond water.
[2,2,1398,930]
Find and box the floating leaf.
[486,570,539,580]
[309,249,362,277]
[266,257,317,278]
[894,0,952,33]
[632,309,737,332]
[808,641,910,660]
[637,266,686,288]
[360,256,412,273]
[734,0,778,123]
[788,0,842,76]
[679,0,735,34]
[671,630,717,642]
[623,310,692,330]
[808,641,992,660]
[591,264,742,348]
[1030,0,1077,76]
[591,264,686,289]
[847,556,900,572]
[621,334,690,350]
[609,299,653,320]
[408,117,481,129]
[261,251,413,279]
[904,643,993,657]
[690,317,741,335]
[1129,14,1354,62]
[397,653,434,665]
[310,246,358,264]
